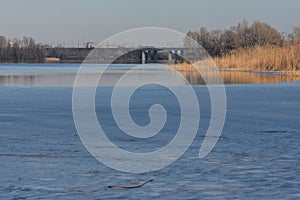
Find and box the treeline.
[185,20,300,57]
[0,36,45,63]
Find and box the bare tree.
[185,20,287,57]
[249,21,283,46]
[0,36,45,63]
[289,27,300,42]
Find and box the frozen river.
[0,64,299,199]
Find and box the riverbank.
[170,62,300,76]
[169,61,300,85]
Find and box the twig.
[107,179,154,189]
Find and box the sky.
[0,0,299,46]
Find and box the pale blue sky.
[0,0,299,45]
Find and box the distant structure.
[43,44,54,49]
[45,45,187,64]
[86,42,95,49]
[139,47,184,65]
[281,32,289,41]
[9,39,19,47]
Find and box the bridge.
[45,46,186,64]
[139,47,185,64]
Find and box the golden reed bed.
[214,43,300,72]
[170,42,300,76]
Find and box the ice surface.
[0,65,299,199]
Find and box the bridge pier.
[168,51,173,65]
[141,49,158,64]
[168,50,184,65]
[142,51,146,64]
[147,50,152,63]
[139,47,184,64]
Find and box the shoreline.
[213,67,300,76]
[169,63,300,76]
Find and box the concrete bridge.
[139,47,185,64]
[45,46,186,64]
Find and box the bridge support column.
[142,51,146,64]
[168,52,173,65]
[174,51,181,64]
[153,50,158,63]
[147,50,152,63]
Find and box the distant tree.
[220,29,236,54]
[0,36,6,48]
[198,27,213,54]
[233,20,253,48]
[293,27,300,39]
[0,36,7,62]
[184,31,200,47]
[11,38,21,62]
[185,20,289,57]
[249,21,283,46]
[289,27,300,43]
[0,36,45,63]
[209,29,223,56]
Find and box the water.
[1,63,300,87]
[0,64,186,87]
[0,64,300,199]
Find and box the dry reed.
[214,43,300,71]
